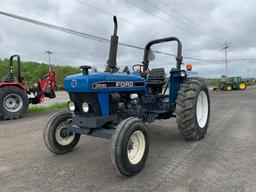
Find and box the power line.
[75,0,223,52]
[0,10,219,62]
[133,0,225,46]
[141,0,224,46]
[125,0,223,48]
[75,0,167,37]
[124,0,198,36]
[157,0,225,43]
[158,0,203,27]
[142,0,207,35]
[0,11,110,43]
[228,58,256,62]
[3,42,256,63]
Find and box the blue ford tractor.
[43,16,210,176]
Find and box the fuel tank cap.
[79,65,92,75]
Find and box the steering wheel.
[132,64,150,74]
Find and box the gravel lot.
[1,88,256,192]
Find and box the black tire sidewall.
[112,118,149,176]
[176,78,210,140]
[44,111,80,154]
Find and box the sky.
[0,0,256,78]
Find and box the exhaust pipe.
[106,16,119,72]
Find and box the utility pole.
[45,50,53,71]
[221,41,231,82]
[247,68,250,78]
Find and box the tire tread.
[175,78,210,141]
[0,86,29,120]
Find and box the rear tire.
[111,117,149,176]
[176,78,210,141]
[0,86,29,120]
[238,82,246,90]
[43,111,80,154]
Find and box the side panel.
[169,70,187,110]
[97,92,109,116]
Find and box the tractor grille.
[69,93,101,117]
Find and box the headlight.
[180,71,186,77]
[68,101,75,112]
[34,83,39,87]
[130,93,138,100]
[82,102,89,113]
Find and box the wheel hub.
[196,91,209,128]
[239,83,245,89]
[55,121,75,146]
[59,128,71,138]
[3,94,23,113]
[127,131,145,165]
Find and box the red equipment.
[0,55,56,120]
[28,70,56,104]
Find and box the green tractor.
[219,75,246,91]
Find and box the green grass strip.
[27,102,67,113]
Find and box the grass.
[27,102,67,113]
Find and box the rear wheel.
[176,78,210,141]
[111,117,149,176]
[43,111,80,154]
[238,82,246,90]
[0,86,29,120]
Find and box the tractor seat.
[147,68,166,93]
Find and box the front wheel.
[176,78,210,141]
[225,84,232,91]
[110,117,149,176]
[43,111,80,154]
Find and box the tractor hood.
[64,72,146,93]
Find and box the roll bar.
[142,37,183,73]
[9,55,22,83]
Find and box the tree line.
[0,58,80,87]
[1,58,254,89]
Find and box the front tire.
[225,83,232,91]
[176,78,210,141]
[43,111,80,154]
[111,117,149,176]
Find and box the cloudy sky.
[0,0,256,78]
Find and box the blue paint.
[64,72,147,117]
[64,69,198,116]
[169,69,187,109]
[64,72,146,93]
[97,93,109,116]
